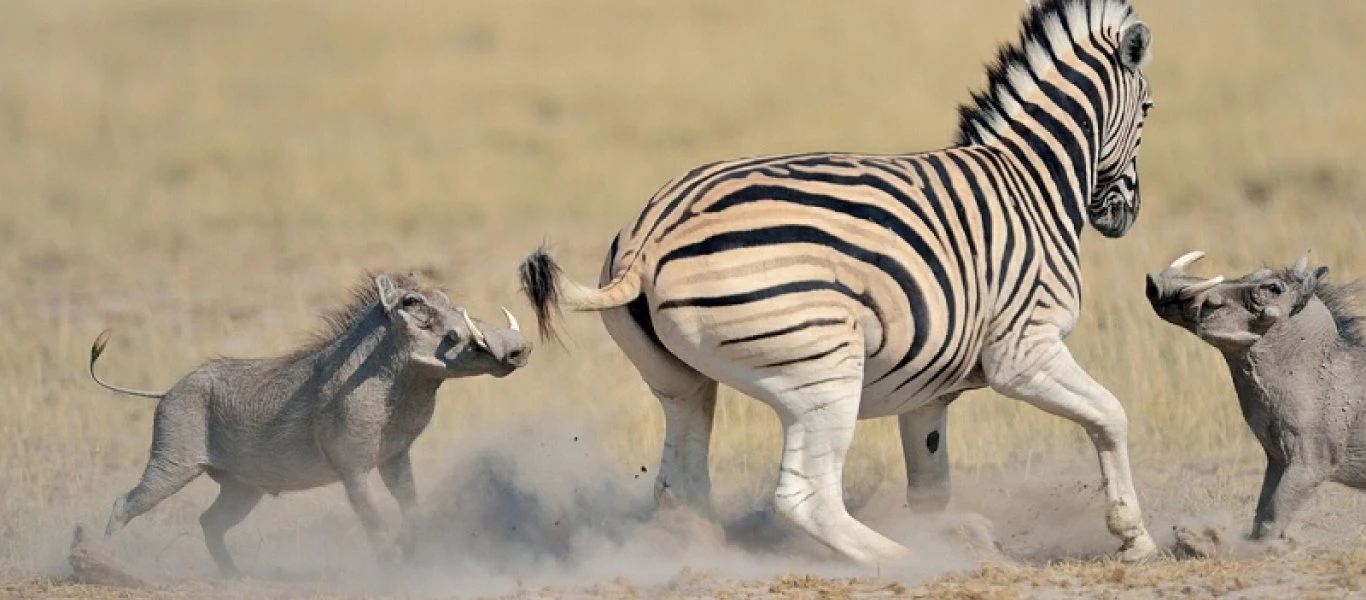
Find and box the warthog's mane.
[1281,267,1366,347]
[1317,281,1366,347]
[296,271,442,354]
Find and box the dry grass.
[2,0,1366,597]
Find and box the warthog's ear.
[374,274,402,312]
[1119,22,1153,71]
[1291,265,1331,317]
[1289,252,1311,277]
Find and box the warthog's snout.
[465,308,531,374]
[1145,251,1224,322]
[487,329,531,370]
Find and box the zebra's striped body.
[522,0,1157,564]
[622,148,1080,420]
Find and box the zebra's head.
[1090,19,1154,239]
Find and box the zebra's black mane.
[955,0,1136,146]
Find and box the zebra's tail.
[518,244,643,343]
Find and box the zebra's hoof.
[1117,533,1159,563]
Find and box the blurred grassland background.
[2,0,1365,573]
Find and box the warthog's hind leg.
[104,460,204,539]
[200,477,263,577]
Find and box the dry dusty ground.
[4,1,1366,598]
[13,429,1366,600]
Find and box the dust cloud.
[48,415,1305,597]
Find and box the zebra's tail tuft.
[518,243,645,345]
[519,245,566,344]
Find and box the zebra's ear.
[1119,22,1152,71]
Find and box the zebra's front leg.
[769,373,908,565]
[898,395,955,515]
[985,341,1157,562]
[652,380,718,515]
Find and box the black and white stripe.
[522,0,1158,564]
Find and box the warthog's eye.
[401,294,424,308]
[1264,282,1285,296]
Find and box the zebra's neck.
[971,116,1097,251]
[952,2,1139,245]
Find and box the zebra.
[520,0,1157,564]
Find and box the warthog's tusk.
[462,309,490,351]
[1168,250,1206,272]
[501,307,520,333]
[1179,275,1225,301]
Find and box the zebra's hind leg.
[650,381,718,512]
[601,304,718,515]
[898,395,954,515]
[765,374,909,565]
[644,379,721,511]
[985,342,1158,563]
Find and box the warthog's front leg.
[338,470,393,564]
[379,450,418,562]
[1251,452,1324,542]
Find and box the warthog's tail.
[518,244,643,344]
[89,330,166,399]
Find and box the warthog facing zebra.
[1148,251,1366,545]
[521,0,1159,564]
[89,272,530,575]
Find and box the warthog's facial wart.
[1145,251,1329,352]
[375,275,532,378]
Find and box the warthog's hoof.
[1173,525,1222,559]
[1117,532,1159,563]
[69,524,146,588]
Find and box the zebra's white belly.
[856,357,982,419]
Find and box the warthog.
[1146,250,1366,542]
[89,272,531,575]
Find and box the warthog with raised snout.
[89,272,531,575]
[1146,250,1366,543]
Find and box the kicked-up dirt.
[31,424,1366,599]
